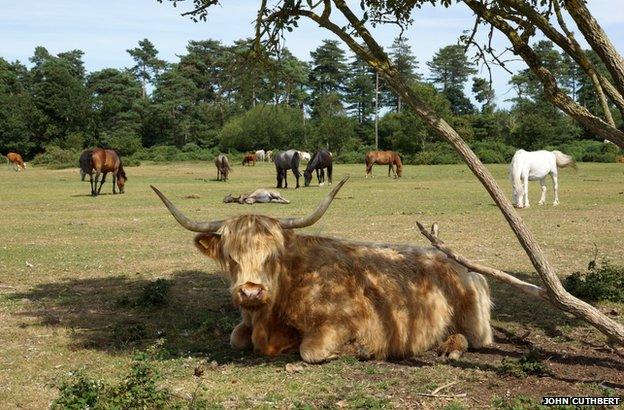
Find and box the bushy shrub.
[52,353,180,409]
[564,260,624,302]
[411,143,461,165]
[550,140,620,163]
[129,145,218,163]
[102,129,142,156]
[30,145,81,169]
[472,141,517,164]
[499,350,551,378]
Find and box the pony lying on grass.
[510,149,576,208]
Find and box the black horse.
[274,149,301,189]
[304,149,333,187]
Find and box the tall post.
[375,71,379,149]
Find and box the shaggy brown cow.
[6,152,26,171]
[151,177,492,363]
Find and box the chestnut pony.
[6,152,26,171]
[365,150,403,178]
[80,148,127,196]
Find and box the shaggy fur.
[194,214,492,363]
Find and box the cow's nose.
[239,283,265,300]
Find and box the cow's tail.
[552,150,577,171]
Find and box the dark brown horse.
[80,148,127,196]
[365,150,403,178]
[242,153,256,166]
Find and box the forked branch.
[416,222,548,301]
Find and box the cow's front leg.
[230,311,252,350]
[299,325,349,363]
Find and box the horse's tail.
[79,149,94,179]
[291,150,300,174]
[552,150,577,171]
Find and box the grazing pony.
[298,151,311,162]
[242,154,256,166]
[223,189,290,204]
[6,152,26,171]
[365,151,403,178]
[80,148,127,196]
[304,149,333,187]
[214,154,231,181]
[510,149,576,208]
[255,150,266,162]
[266,150,273,162]
[274,149,301,189]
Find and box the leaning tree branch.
[417,222,549,301]
[564,0,624,99]
[498,0,618,125]
[463,0,624,149]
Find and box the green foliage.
[499,350,551,378]
[472,141,517,164]
[553,140,620,163]
[52,353,182,409]
[52,368,104,409]
[30,145,81,169]
[219,104,305,152]
[102,128,143,156]
[564,260,624,303]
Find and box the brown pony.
[242,153,256,166]
[6,152,26,171]
[365,150,403,178]
[80,148,127,196]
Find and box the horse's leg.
[552,173,559,206]
[388,164,392,177]
[538,177,547,205]
[97,172,107,195]
[523,174,530,208]
[284,170,288,189]
[112,173,117,194]
[276,168,282,189]
[92,171,100,196]
[328,165,332,185]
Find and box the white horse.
[298,151,311,162]
[510,149,576,208]
[255,149,266,162]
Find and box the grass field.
[1,161,623,408]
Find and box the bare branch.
[416,222,549,301]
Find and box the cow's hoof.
[438,334,468,361]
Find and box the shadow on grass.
[9,270,276,364]
[489,270,583,341]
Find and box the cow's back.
[279,235,491,359]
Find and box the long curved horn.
[151,186,224,232]
[279,175,349,229]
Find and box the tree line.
[0,37,620,164]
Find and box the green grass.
[0,161,623,407]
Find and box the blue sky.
[1,0,623,107]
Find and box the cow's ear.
[194,233,222,260]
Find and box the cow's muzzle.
[235,282,268,309]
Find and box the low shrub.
[499,350,551,378]
[30,145,81,169]
[552,140,620,163]
[564,260,624,302]
[52,353,181,409]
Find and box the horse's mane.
[117,162,127,179]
